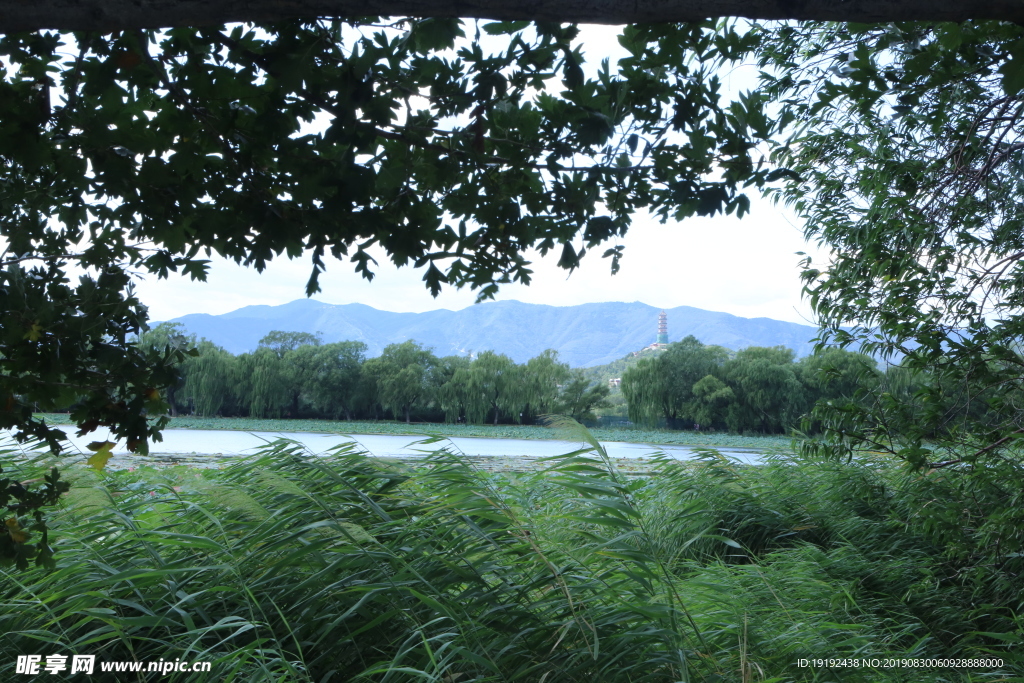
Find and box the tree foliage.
[557,368,612,422]
[690,374,734,428]
[303,341,368,419]
[620,356,665,427]
[366,341,437,423]
[758,20,1024,463]
[181,340,238,417]
[130,330,621,428]
[517,349,571,421]
[621,339,876,433]
[622,336,731,427]
[0,18,775,566]
[1,19,773,450]
[754,21,1024,582]
[258,330,322,357]
[241,347,292,418]
[721,346,803,433]
[459,350,518,425]
[135,322,197,418]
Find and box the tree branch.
[2,0,1022,35]
[964,427,1024,463]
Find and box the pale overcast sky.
[130,24,822,326]
[137,195,820,325]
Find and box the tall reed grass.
[1,428,1020,681]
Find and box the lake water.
[39,426,762,468]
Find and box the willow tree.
[181,340,238,417]
[620,358,665,427]
[460,351,518,425]
[689,374,734,429]
[430,355,472,423]
[796,349,878,403]
[302,341,368,420]
[621,337,728,427]
[258,331,323,357]
[722,346,803,434]
[660,336,729,424]
[240,347,291,418]
[280,342,326,417]
[516,350,571,423]
[367,341,436,423]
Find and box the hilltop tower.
[657,310,668,345]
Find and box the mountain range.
[163,299,820,368]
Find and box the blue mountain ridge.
[164,299,820,367]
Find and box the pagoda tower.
[657,310,668,345]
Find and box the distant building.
[609,377,621,388]
[637,310,670,353]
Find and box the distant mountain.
[163,299,820,367]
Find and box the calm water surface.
[46,426,763,468]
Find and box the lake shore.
[34,413,797,451]
[37,425,767,471]
[88,452,669,475]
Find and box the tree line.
[136,324,611,425]
[621,336,892,434]
[137,324,918,435]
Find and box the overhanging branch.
[0,0,1021,34]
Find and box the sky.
[130,24,823,326]
[137,196,820,325]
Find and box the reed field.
[1,426,1021,682]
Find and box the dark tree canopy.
[259,330,323,356]
[2,0,1022,33]
[759,21,1024,467]
[0,19,775,454]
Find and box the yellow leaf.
[5,518,28,543]
[86,441,116,471]
[23,322,42,342]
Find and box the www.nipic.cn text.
[15,655,212,675]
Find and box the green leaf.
[1000,39,1024,95]
[482,21,530,35]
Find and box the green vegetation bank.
[2,433,1019,681]
[128,325,887,438]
